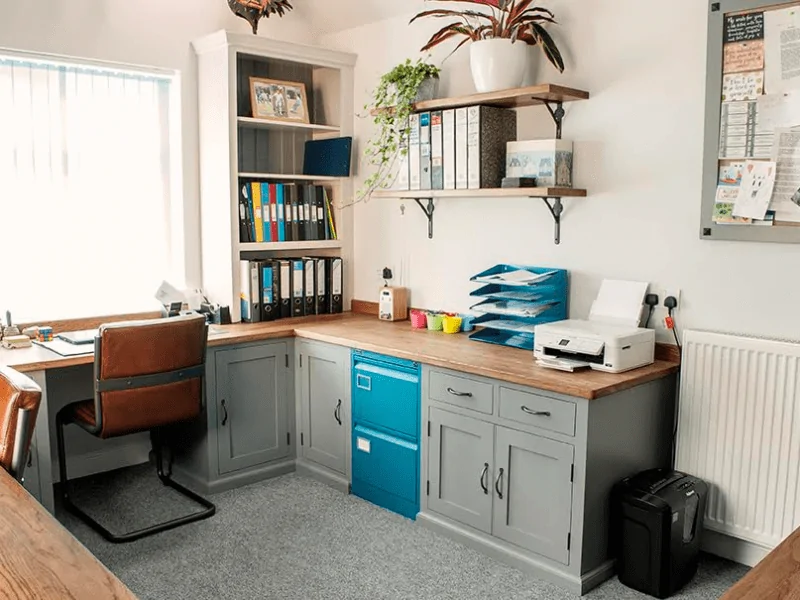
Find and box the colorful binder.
[277,184,286,242]
[261,260,279,321]
[253,183,265,243]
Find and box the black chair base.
[56,411,216,544]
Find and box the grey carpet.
[60,466,749,600]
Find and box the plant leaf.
[526,23,565,72]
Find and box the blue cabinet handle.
[356,374,371,391]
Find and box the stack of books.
[397,106,517,192]
[239,182,337,244]
[239,257,343,322]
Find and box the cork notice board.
[701,0,800,243]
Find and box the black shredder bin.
[611,468,708,599]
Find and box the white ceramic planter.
[469,39,530,93]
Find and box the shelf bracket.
[414,198,435,239]
[540,197,564,245]
[543,101,566,139]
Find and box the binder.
[455,107,469,190]
[290,185,300,242]
[327,257,343,314]
[298,185,307,241]
[315,258,327,314]
[239,183,253,243]
[307,185,318,241]
[278,259,292,318]
[315,187,326,240]
[239,259,252,322]
[249,261,262,322]
[252,182,265,242]
[268,183,278,242]
[431,110,444,190]
[291,259,305,317]
[303,258,315,316]
[442,109,456,190]
[261,260,279,321]
[408,113,421,191]
[276,184,286,242]
[419,111,432,190]
[324,188,337,240]
[467,105,517,189]
[396,117,410,190]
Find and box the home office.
[2,1,800,599]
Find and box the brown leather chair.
[56,314,215,543]
[0,366,42,482]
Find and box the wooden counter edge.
[719,526,799,599]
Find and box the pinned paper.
[757,92,800,129]
[722,71,764,102]
[765,7,800,93]
[733,160,776,220]
[724,40,765,74]
[770,128,800,222]
[589,280,648,329]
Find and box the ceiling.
[294,0,425,35]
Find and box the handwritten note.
[724,12,765,44]
[724,40,765,73]
[722,71,764,102]
[734,160,776,220]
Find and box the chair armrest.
[10,408,32,481]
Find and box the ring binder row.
[396,106,517,192]
[239,181,337,244]
[467,264,569,351]
[239,257,343,323]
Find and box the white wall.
[323,0,800,342]
[0,0,313,289]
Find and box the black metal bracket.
[543,101,566,139]
[540,197,564,245]
[414,198,435,239]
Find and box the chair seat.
[70,400,98,429]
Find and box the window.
[0,51,182,323]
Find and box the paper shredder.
[611,468,708,598]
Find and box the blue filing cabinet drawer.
[351,350,421,520]
[351,425,419,518]
[352,353,419,439]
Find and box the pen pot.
[410,309,427,329]
[426,312,444,331]
[460,314,476,332]
[443,316,462,334]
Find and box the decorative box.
[506,139,573,187]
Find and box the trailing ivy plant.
[358,58,441,202]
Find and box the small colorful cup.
[426,312,444,331]
[460,314,476,332]
[410,309,427,329]
[443,315,462,334]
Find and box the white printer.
[533,279,656,374]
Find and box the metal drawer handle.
[521,406,551,418]
[221,399,228,426]
[480,463,489,495]
[356,374,371,391]
[495,467,504,499]
[334,399,342,426]
[447,387,473,398]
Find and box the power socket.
[663,288,681,310]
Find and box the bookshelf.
[193,31,356,322]
[373,85,590,244]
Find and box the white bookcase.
[193,31,356,322]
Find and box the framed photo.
[249,77,309,123]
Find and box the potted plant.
[410,0,564,93]
[359,58,441,201]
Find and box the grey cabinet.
[492,425,574,565]
[297,340,349,476]
[428,407,494,533]
[215,343,290,474]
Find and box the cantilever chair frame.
[0,366,42,483]
[55,321,216,543]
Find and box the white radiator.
[676,329,800,551]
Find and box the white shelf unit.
[193,31,356,322]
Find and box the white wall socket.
[663,288,681,309]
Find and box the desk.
[720,526,800,599]
[0,469,136,600]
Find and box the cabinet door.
[216,343,289,474]
[299,342,348,474]
[428,407,494,533]
[492,426,574,564]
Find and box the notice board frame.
[701,0,800,243]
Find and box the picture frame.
[249,77,310,123]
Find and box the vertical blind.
[0,54,177,322]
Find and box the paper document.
[536,357,591,373]
[589,280,648,328]
[476,269,554,286]
[719,101,773,159]
[722,71,764,102]
[733,160,776,219]
[724,41,765,74]
[724,12,765,44]
[714,185,752,224]
[770,128,800,222]
[757,92,800,129]
[33,339,94,357]
[766,7,800,93]
[155,280,186,307]
[471,300,554,318]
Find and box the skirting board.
[295,459,350,495]
[171,459,296,496]
[416,511,614,595]
[702,528,770,567]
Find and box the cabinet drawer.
[429,370,493,415]
[498,387,576,437]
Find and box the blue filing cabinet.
[351,350,421,519]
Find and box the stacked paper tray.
[468,264,568,351]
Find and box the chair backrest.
[92,314,207,439]
[0,366,42,480]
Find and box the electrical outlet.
[663,288,681,309]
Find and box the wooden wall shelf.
[237,116,340,133]
[237,240,342,252]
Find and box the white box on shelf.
[506,139,573,187]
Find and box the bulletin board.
[701,0,800,243]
